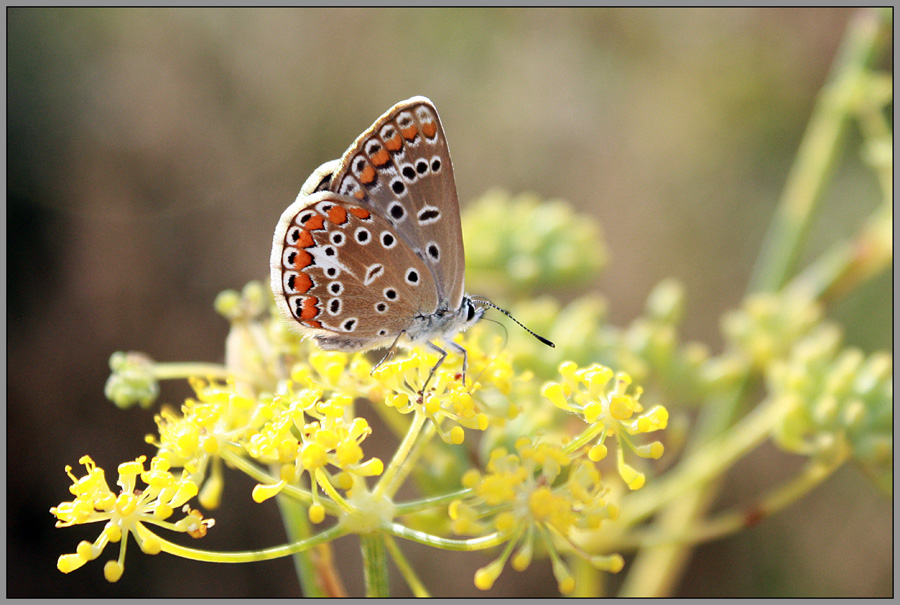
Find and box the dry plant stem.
[620,9,890,597]
[793,202,892,304]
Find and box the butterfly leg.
[446,341,469,386]
[421,341,469,394]
[422,341,450,394]
[371,331,406,376]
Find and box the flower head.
[246,386,383,523]
[768,324,892,490]
[542,362,667,490]
[51,455,211,582]
[452,437,622,594]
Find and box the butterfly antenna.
[471,296,555,348]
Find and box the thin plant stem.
[621,9,890,597]
[360,533,390,597]
[618,451,846,550]
[748,7,890,294]
[276,494,345,597]
[384,534,431,597]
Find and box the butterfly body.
[271,97,484,367]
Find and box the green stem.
[748,8,889,294]
[375,410,427,499]
[275,494,331,597]
[387,522,508,551]
[617,393,788,528]
[151,522,346,562]
[393,487,471,516]
[619,449,845,550]
[360,533,390,597]
[622,9,890,597]
[384,534,431,597]
[153,362,232,381]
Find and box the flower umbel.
[452,438,623,594]
[542,362,668,490]
[246,387,384,523]
[51,455,211,582]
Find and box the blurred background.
[8,7,891,597]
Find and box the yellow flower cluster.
[246,387,383,523]
[51,455,210,582]
[450,437,622,594]
[372,330,520,445]
[767,324,893,489]
[542,362,668,490]
[54,283,668,595]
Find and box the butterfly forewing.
[271,191,438,351]
[327,96,466,312]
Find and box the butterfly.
[270,96,552,390]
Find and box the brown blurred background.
[8,8,891,597]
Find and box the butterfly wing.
[326,96,466,313]
[270,190,438,351]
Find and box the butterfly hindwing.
[271,191,438,351]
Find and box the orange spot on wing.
[293,249,313,269]
[300,296,319,320]
[297,230,314,248]
[401,125,418,140]
[384,134,402,152]
[327,205,348,225]
[360,164,376,185]
[294,272,313,293]
[354,190,366,200]
[422,122,437,138]
[303,319,322,329]
[348,207,371,220]
[304,214,325,231]
[370,148,391,166]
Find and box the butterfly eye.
[466,300,477,321]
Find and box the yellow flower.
[454,438,620,594]
[51,455,211,582]
[542,361,667,490]
[246,388,383,523]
